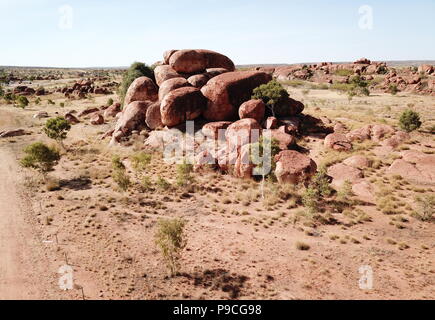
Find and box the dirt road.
[0,147,54,299]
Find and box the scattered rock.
[327,163,363,187]
[112,101,152,142]
[239,99,266,124]
[324,133,352,151]
[65,112,80,124]
[90,114,104,125]
[104,103,121,118]
[33,111,49,119]
[274,150,317,184]
[343,155,371,169]
[0,129,27,138]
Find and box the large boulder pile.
[56,79,113,99]
[109,49,312,184]
[266,58,435,96]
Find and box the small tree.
[118,62,155,106]
[252,80,289,117]
[399,109,422,132]
[43,117,71,148]
[111,155,131,192]
[20,142,60,176]
[176,161,194,187]
[16,95,29,109]
[155,218,187,276]
[389,84,399,95]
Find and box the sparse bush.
[131,152,152,172]
[155,218,187,276]
[399,109,422,132]
[252,80,289,116]
[43,117,71,148]
[337,180,355,203]
[250,137,280,178]
[118,62,155,106]
[111,155,125,170]
[16,95,29,109]
[20,142,60,175]
[334,69,354,77]
[45,176,61,191]
[414,195,434,222]
[112,168,131,192]
[295,241,311,251]
[311,168,333,198]
[157,176,171,190]
[35,97,41,105]
[302,187,319,213]
[176,161,194,187]
[389,84,399,95]
[140,175,153,191]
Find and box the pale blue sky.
[0,0,434,67]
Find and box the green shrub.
[250,137,280,178]
[252,80,289,116]
[20,142,60,174]
[35,97,41,105]
[43,117,71,147]
[111,155,125,171]
[311,168,333,198]
[334,69,354,76]
[155,218,187,276]
[302,187,320,213]
[118,62,155,106]
[112,169,131,192]
[16,95,29,109]
[107,98,114,106]
[176,161,194,187]
[399,109,422,132]
[131,152,152,172]
[157,176,171,190]
[389,84,399,95]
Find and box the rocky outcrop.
[225,119,262,150]
[324,133,352,151]
[169,49,235,74]
[123,76,158,105]
[201,71,272,121]
[158,77,191,101]
[274,151,317,184]
[238,99,266,124]
[160,87,207,127]
[112,101,152,143]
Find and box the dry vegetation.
[0,66,433,300]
